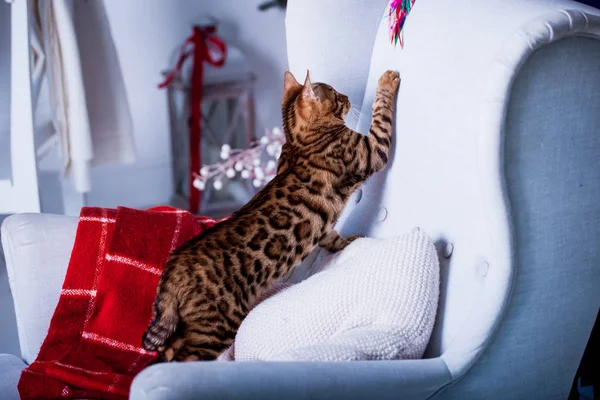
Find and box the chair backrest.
[285,0,390,131]
[287,0,600,398]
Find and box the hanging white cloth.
[34,0,136,193]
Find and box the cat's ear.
[301,70,317,100]
[283,71,301,94]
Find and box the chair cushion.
[229,231,440,361]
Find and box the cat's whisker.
[349,108,362,119]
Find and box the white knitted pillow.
[223,230,440,361]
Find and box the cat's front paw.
[331,235,363,252]
[346,234,363,244]
[378,70,400,93]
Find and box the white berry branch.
[192,127,285,191]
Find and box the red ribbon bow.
[158,26,227,214]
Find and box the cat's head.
[282,71,351,124]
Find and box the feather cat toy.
[389,0,416,47]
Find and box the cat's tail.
[142,291,179,352]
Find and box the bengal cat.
[142,70,400,361]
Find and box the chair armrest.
[130,358,451,400]
[0,353,26,400]
[1,213,78,364]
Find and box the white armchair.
[1,0,599,399]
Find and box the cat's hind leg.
[142,277,179,352]
[160,322,232,362]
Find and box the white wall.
[88,0,288,208]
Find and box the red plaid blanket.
[18,206,221,399]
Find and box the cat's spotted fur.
[142,70,400,361]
